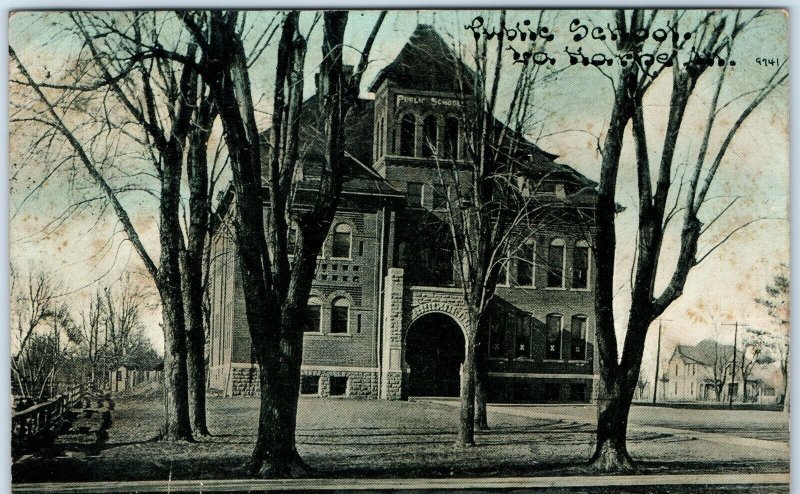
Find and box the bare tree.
[180,82,218,437]
[739,327,776,402]
[755,263,789,409]
[432,11,577,444]
[77,289,105,388]
[635,376,648,400]
[589,9,787,471]
[101,278,147,367]
[10,11,199,439]
[14,300,77,400]
[710,338,732,402]
[176,10,385,476]
[10,265,62,397]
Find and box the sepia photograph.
[6,7,791,492]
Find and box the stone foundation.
[231,366,259,396]
[224,365,379,398]
[302,370,378,398]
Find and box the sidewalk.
[453,401,791,455]
[11,472,790,492]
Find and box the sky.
[8,9,789,376]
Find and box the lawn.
[11,395,790,483]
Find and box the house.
[109,360,163,393]
[207,24,599,403]
[663,339,780,404]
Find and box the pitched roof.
[674,339,741,367]
[369,24,596,190]
[260,94,401,197]
[255,23,595,204]
[368,24,473,93]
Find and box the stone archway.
[405,312,465,397]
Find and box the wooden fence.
[12,384,83,455]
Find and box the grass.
[11,395,790,483]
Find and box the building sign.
[396,94,461,108]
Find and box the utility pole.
[722,321,740,409]
[652,319,671,405]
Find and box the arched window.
[444,116,459,159]
[330,297,349,334]
[570,315,587,360]
[547,238,566,288]
[545,313,563,360]
[304,297,322,333]
[331,223,352,259]
[572,240,590,289]
[400,113,416,156]
[422,115,438,158]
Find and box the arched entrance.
[405,312,465,397]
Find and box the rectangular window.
[569,383,586,402]
[514,316,532,359]
[330,376,348,396]
[287,227,299,257]
[547,241,565,288]
[543,382,561,402]
[304,304,321,333]
[570,316,587,360]
[331,305,349,334]
[497,260,509,286]
[407,182,424,208]
[489,313,506,358]
[572,243,589,289]
[545,314,562,360]
[300,375,320,395]
[432,184,448,210]
[516,242,535,286]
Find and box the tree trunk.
[248,307,310,477]
[183,255,209,436]
[158,147,193,442]
[183,93,213,437]
[474,323,489,430]
[159,284,192,441]
[590,373,635,472]
[456,331,476,447]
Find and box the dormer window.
[422,115,438,158]
[400,113,416,156]
[555,183,566,198]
